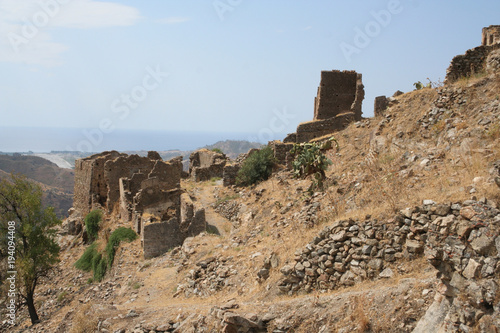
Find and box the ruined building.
[446,25,500,82]
[258,70,365,166]
[284,70,364,144]
[482,25,500,46]
[73,151,206,258]
[189,149,227,181]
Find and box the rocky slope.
[2,53,500,333]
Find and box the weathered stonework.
[73,151,126,215]
[482,25,500,46]
[446,26,500,83]
[374,96,389,117]
[73,152,204,258]
[286,70,364,143]
[189,149,227,182]
[268,141,294,167]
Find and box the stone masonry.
[482,25,500,46]
[73,151,206,258]
[278,198,500,331]
[284,70,364,143]
[446,26,500,83]
[189,149,227,182]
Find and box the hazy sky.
[0,0,499,149]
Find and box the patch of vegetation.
[57,291,68,303]
[74,243,99,272]
[290,137,338,191]
[75,227,137,282]
[236,146,275,186]
[84,209,102,241]
[105,227,138,268]
[215,194,240,206]
[211,148,224,154]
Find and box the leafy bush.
[290,137,338,191]
[236,146,275,186]
[93,255,107,282]
[84,210,102,241]
[105,227,137,267]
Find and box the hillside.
[2,51,500,332]
[203,140,263,159]
[0,154,74,218]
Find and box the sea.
[0,127,274,153]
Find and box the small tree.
[0,174,61,324]
[236,146,275,186]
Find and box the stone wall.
[374,96,389,117]
[141,193,206,259]
[189,149,227,182]
[73,151,125,215]
[445,44,500,83]
[286,70,364,143]
[278,198,500,306]
[223,164,240,187]
[482,25,500,46]
[268,141,294,167]
[295,113,355,143]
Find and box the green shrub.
[85,209,102,241]
[75,227,136,282]
[236,146,275,186]
[93,256,107,282]
[105,227,137,267]
[74,243,99,272]
[290,137,338,191]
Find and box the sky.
[0,0,499,152]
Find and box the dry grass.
[69,303,99,333]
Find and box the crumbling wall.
[296,113,355,143]
[287,70,364,143]
[73,151,125,215]
[445,44,500,83]
[446,26,500,83]
[142,218,183,259]
[374,96,389,117]
[104,155,156,212]
[268,141,294,167]
[223,164,240,187]
[482,25,500,46]
[189,149,227,181]
[141,193,206,259]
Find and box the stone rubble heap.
[175,256,238,298]
[278,199,500,301]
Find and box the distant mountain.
[202,140,263,159]
[0,154,74,218]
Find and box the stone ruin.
[446,25,500,83]
[72,150,206,258]
[284,70,364,144]
[189,149,226,182]
[258,70,365,167]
